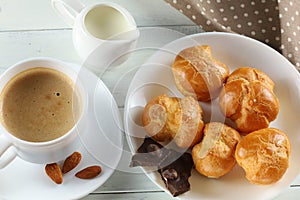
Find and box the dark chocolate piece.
[130,137,194,197]
[130,137,172,167]
[159,152,193,197]
[136,137,163,153]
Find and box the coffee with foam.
[0,67,81,142]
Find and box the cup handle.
[51,0,85,26]
[0,134,17,169]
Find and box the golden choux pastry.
[172,45,229,101]
[235,128,290,185]
[226,67,275,90]
[219,67,279,134]
[142,94,204,148]
[192,122,241,178]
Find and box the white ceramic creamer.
[51,0,139,74]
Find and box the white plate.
[124,32,300,200]
[0,64,123,200]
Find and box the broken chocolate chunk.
[130,137,194,197]
[130,152,163,167]
[159,152,193,197]
[129,137,172,167]
[137,137,163,153]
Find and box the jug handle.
[51,0,85,26]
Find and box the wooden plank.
[94,171,162,193]
[81,192,173,200]
[0,30,79,68]
[82,186,300,200]
[0,26,201,69]
[0,0,194,31]
[272,186,300,200]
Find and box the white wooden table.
[0,0,299,199]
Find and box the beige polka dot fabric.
[165,0,300,71]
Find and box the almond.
[62,152,82,174]
[75,165,102,179]
[45,163,63,184]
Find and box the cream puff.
[192,122,241,178]
[142,94,204,148]
[172,45,229,101]
[219,67,279,134]
[235,128,290,185]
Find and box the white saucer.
[0,64,123,200]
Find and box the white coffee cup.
[0,57,88,169]
[51,0,140,74]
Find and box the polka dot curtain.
[165,0,300,71]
